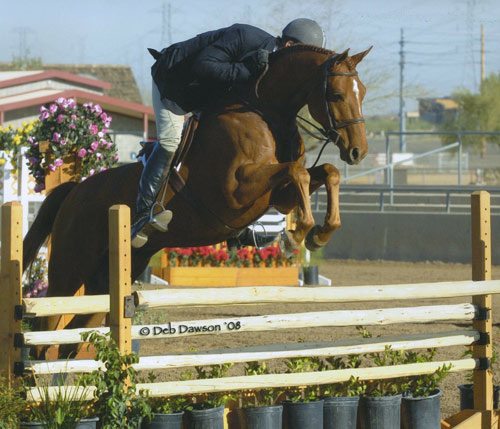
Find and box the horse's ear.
[335,49,350,63]
[350,46,373,66]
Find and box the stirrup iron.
[150,209,173,232]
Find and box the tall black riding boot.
[131,143,175,248]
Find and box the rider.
[131,18,326,248]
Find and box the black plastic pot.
[240,405,282,429]
[303,265,319,285]
[458,384,500,410]
[142,412,184,429]
[358,395,402,429]
[283,399,324,429]
[323,396,359,429]
[186,406,224,429]
[20,418,99,429]
[401,389,442,429]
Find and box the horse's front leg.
[233,161,315,247]
[270,163,341,251]
[304,163,341,251]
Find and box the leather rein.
[297,54,365,168]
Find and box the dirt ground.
[138,259,500,419]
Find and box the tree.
[440,73,500,156]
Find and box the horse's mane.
[270,44,355,70]
[270,44,334,62]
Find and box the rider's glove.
[244,49,269,77]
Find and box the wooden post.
[109,205,132,355]
[0,202,23,385]
[471,191,494,420]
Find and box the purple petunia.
[77,148,87,158]
[89,124,98,135]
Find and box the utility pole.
[160,2,172,46]
[480,24,485,83]
[399,28,406,152]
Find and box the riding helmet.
[282,18,326,48]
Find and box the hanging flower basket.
[26,97,119,192]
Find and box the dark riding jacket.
[150,23,277,112]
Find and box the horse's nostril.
[350,148,359,161]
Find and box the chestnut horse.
[23,44,370,338]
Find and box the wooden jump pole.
[0,202,23,385]
[108,205,133,355]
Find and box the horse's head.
[306,48,372,165]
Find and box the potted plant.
[320,354,366,429]
[27,97,118,192]
[142,395,187,429]
[0,376,25,429]
[401,349,451,429]
[77,331,152,429]
[239,361,283,429]
[20,378,97,428]
[282,357,324,429]
[185,364,234,429]
[458,347,499,409]
[358,345,408,429]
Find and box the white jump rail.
[26,358,476,401]
[25,329,479,375]
[21,303,476,346]
[21,279,500,318]
[135,280,500,309]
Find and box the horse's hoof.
[132,232,148,248]
[305,225,326,251]
[278,230,299,258]
[151,210,173,232]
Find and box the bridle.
[297,53,365,167]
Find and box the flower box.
[39,141,81,190]
[163,266,299,287]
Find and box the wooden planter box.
[39,141,81,190]
[162,266,299,287]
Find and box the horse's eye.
[327,91,344,102]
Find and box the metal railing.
[312,185,500,214]
[336,131,500,188]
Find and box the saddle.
[138,112,199,168]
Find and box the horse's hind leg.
[233,162,315,247]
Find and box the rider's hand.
[244,49,269,77]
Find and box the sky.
[1,0,499,115]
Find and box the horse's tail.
[23,181,78,273]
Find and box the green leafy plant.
[320,354,366,398]
[0,376,25,429]
[21,377,93,428]
[243,361,282,407]
[357,325,408,397]
[191,364,235,409]
[404,349,451,397]
[284,357,321,402]
[77,331,151,428]
[140,372,188,417]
